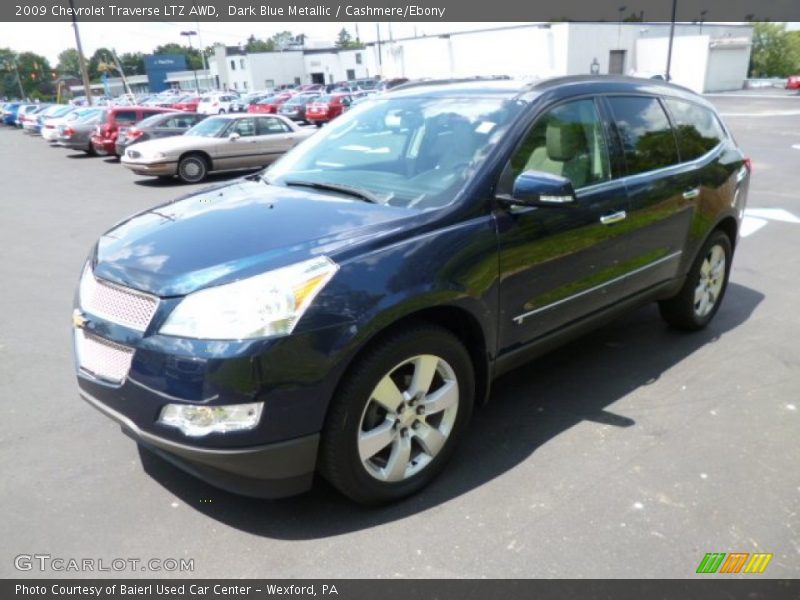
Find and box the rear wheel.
[218,109,226,115]
[659,230,732,330]
[177,154,208,184]
[319,324,474,504]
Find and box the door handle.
[600,210,627,225]
[683,187,700,200]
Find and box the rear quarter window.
[606,96,679,176]
[663,98,726,162]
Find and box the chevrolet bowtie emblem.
[72,309,88,329]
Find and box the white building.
[208,22,753,94]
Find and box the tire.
[218,109,226,115]
[319,324,475,504]
[659,230,732,331]
[177,154,208,184]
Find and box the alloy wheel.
[694,244,726,318]
[358,354,459,482]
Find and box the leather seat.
[525,122,590,189]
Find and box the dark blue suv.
[73,77,750,504]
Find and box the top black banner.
[3,0,800,22]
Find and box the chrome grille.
[80,266,159,331]
[75,329,134,383]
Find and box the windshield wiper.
[246,172,271,184]
[283,179,381,204]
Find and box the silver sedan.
[121,113,315,183]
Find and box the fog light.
[158,402,264,437]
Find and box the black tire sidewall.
[321,325,475,504]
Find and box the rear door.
[253,116,297,166]
[603,95,694,292]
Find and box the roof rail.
[389,75,513,92]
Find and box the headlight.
[159,402,263,437]
[159,256,338,339]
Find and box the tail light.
[63,127,74,137]
[127,129,144,139]
[212,102,219,107]
[744,157,752,173]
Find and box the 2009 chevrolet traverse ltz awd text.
[73,77,750,504]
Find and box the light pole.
[617,5,627,48]
[699,9,708,35]
[180,30,200,92]
[665,0,677,81]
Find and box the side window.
[663,98,726,162]
[114,110,137,124]
[510,98,610,190]
[232,118,257,137]
[256,117,291,135]
[165,116,191,129]
[606,96,679,175]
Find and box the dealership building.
[206,22,752,94]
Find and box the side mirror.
[506,170,576,207]
[228,132,240,141]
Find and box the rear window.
[113,110,137,123]
[607,96,679,176]
[663,98,726,162]
[136,113,169,128]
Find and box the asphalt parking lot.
[1,92,798,579]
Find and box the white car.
[41,107,102,142]
[197,93,240,115]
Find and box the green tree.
[153,43,203,70]
[56,48,83,77]
[88,47,114,81]
[245,35,275,53]
[117,52,145,76]
[335,27,364,49]
[749,22,800,77]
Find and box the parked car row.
[2,99,316,184]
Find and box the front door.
[496,97,634,354]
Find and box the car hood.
[93,178,419,297]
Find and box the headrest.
[546,122,586,162]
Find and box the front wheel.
[177,154,208,184]
[319,324,474,504]
[659,230,732,330]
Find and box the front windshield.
[185,117,230,137]
[264,95,523,210]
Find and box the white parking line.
[740,208,800,238]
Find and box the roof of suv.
[389,75,704,105]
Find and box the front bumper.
[121,160,178,176]
[80,389,319,498]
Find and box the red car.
[172,95,201,111]
[90,106,176,156]
[248,92,294,114]
[305,94,353,126]
[786,75,800,90]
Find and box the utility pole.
[68,0,93,105]
[665,0,677,81]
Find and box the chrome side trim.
[512,250,683,325]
